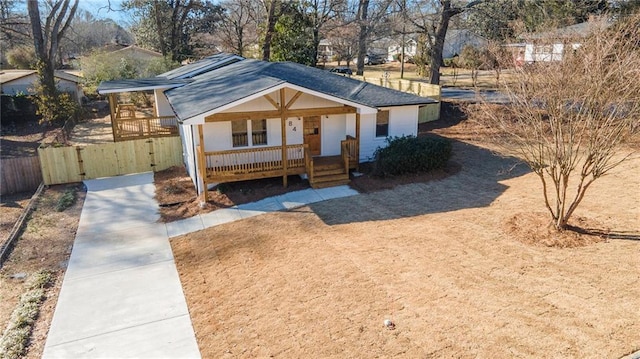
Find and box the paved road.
[43,173,201,358]
[441,87,509,103]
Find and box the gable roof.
[160,53,244,79]
[165,59,436,121]
[0,70,82,84]
[97,77,193,94]
[521,18,610,41]
[111,45,163,58]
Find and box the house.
[0,69,84,103]
[318,39,333,61]
[521,18,608,63]
[97,54,437,198]
[386,30,487,62]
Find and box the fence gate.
[38,137,182,185]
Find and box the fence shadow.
[309,139,530,226]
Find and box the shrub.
[55,188,76,212]
[373,135,452,177]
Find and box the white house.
[0,70,84,103]
[386,30,487,62]
[97,54,437,199]
[521,18,608,64]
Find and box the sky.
[78,0,130,25]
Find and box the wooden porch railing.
[203,144,306,181]
[304,144,314,181]
[114,116,179,141]
[341,136,359,170]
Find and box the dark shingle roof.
[160,53,244,79]
[97,77,193,94]
[165,59,436,121]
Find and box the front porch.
[107,96,180,142]
[197,137,359,201]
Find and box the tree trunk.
[262,0,279,61]
[429,7,451,85]
[311,27,320,67]
[356,0,369,76]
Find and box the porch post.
[198,124,208,202]
[355,113,361,171]
[280,88,288,187]
[108,93,118,142]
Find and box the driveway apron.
[43,172,201,358]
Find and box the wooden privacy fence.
[353,76,441,123]
[0,156,42,195]
[38,137,183,185]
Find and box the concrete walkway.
[44,172,358,357]
[43,173,200,358]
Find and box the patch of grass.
[0,270,53,359]
[54,188,76,212]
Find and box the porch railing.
[203,144,306,180]
[114,116,179,141]
[341,136,359,170]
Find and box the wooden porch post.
[198,124,208,202]
[355,113,361,171]
[280,88,288,187]
[108,93,118,142]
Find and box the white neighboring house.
[0,69,84,103]
[97,55,438,198]
[522,18,609,63]
[386,30,487,62]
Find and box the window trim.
[231,119,268,148]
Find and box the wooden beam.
[263,94,279,109]
[355,113,361,172]
[280,88,288,188]
[108,93,118,142]
[205,106,356,122]
[206,110,282,122]
[198,125,208,202]
[285,91,303,109]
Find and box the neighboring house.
[386,30,487,61]
[110,45,163,62]
[97,54,437,197]
[387,38,417,62]
[521,18,608,63]
[443,29,487,58]
[0,69,84,103]
[318,39,333,61]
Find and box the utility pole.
[400,0,406,79]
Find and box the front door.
[303,116,321,156]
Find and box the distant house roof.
[165,59,436,121]
[160,53,244,79]
[111,45,163,58]
[520,18,610,41]
[0,70,82,84]
[97,77,193,94]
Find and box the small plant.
[55,188,76,212]
[373,135,452,177]
[0,270,53,359]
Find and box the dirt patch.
[154,166,310,222]
[172,143,639,357]
[503,212,606,248]
[0,184,85,358]
[0,191,33,241]
[349,161,461,193]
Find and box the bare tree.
[299,0,346,66]
[481,14,640,231]
[355,0,393,75]
[407,0,484,84]
[217,0,260,56]
[261,0,279,61]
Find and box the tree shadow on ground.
[309,138,530,226]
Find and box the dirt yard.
[0,184,84,358]
[172,131,639,357]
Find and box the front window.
[252,119,267,145]
[232,119,268,147]
[232,120,248,147]
[376,110,389,138]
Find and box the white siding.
[358,106,419,162]
[1,74,83,103]
[180,124,197,189]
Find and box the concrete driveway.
[43,172,200,358]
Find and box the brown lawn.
[171,136,640,358]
